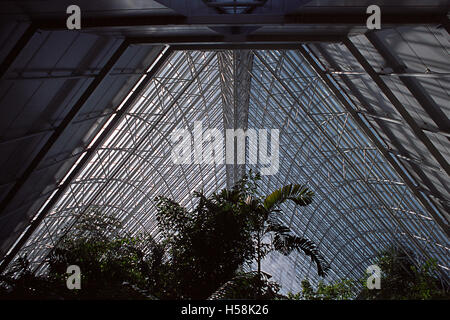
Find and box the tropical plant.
[239,171,329,278]
[358,246,449,300]
[0,256,64,299]
[0,208,164,300]
[209,271,282,300]
[1,172,330,300]
[287,279,357,300]
[154,171,329,299]
[286,246,450,301]
[204,171,329,299]
[154,181,257,299]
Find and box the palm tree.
[209,172,329,299]
[252,183,329,278]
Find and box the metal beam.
[31,49,213,274]
[365,31,450,137]
[0,24,36,78]
[249,50,434,280]
[327,37,450,218]
[35,12,448,30]
[0,41,129,218]
[218,50,253,188]
[358,111,450,139]
[328,70,450,78]
[170,43,310,50]
[343,38,450,177]
[0,111,116,147]
[254,49,447,264]
[0,46,173,274]
[127,34,344,45]
[298,45,450,240]
[442,18,450,35]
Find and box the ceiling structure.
[0,0,449,292]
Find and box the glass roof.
[13,48,449,293]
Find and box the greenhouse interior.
[0,0,449,301]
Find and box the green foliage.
[203,170,328,299]
[0,171,329,300]
[358,246,449,300]
[263,184,314,211]
[0,257,63,299]
[288,246,450,301]
[154,181,257,299]
[0,209,162,300]
[288,279,357,300]
[209,271,282,300]
[242,171,329,278]
[47,236,160,299]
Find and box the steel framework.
[0,0,448,295]
[5,48,448,293]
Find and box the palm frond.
[273,234,329,277]
[208,271,276,300]
[263,184,314,211]
[265,220,291,236]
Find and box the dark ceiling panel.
[0,20,163,260]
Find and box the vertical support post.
[218,50,253,188]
